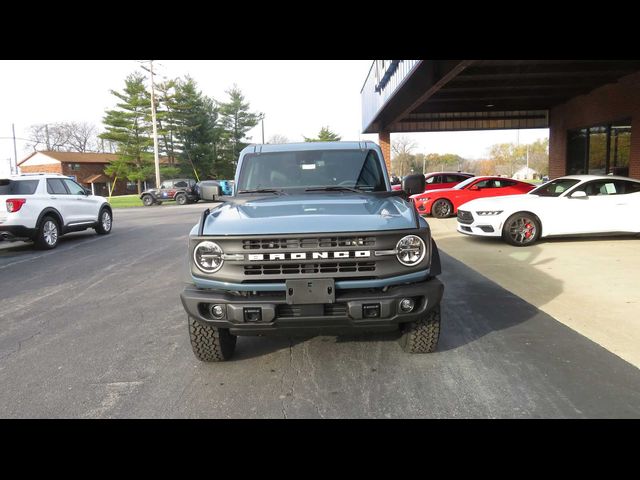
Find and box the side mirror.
[83,188,91,196]
[197,181,221,201]
[570,190,588,199]
[469,185,479,191]
[401,174,426,196]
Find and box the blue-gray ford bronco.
[180,141,444,361]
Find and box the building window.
[68,163,81,171]
[567,119,631,176]
[126,181,137,192]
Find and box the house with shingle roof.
[17,151,171,196]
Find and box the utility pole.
[12,123,18,175]
[260,113,265,144]
[141,60,161,189]
[149,61,160,189]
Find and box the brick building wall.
[378,131,391,174]
[549,71,640,180]
[20,164,63,174]
[20,161,130,195]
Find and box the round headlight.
[396,235,426,266]
[193,241,224,273]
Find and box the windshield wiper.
[237,188,283,195]
[305,186,363,193]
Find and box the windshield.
[453,177,480,190]
[237,149,387,192]
[530,178,581,197]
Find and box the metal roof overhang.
[363,60,640,133]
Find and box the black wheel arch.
[99,202,112,217]
[429,238,442,277]
[36,207,64,231]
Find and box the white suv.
[0,173,113,249]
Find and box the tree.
[155,78,180,166]
[422,153,465,174]
[487,139,549,177]
[391,135,418,176]
[26,122,99,152]
[219,85,259,177]
[169,76,221,180]
[100,72,154,194]
[268,134,289,144]
[304,126,341,142]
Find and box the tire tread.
[399,305,441,353]
[188,316,236,362]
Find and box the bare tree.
[63,122,98,152]
[391,135,419,176]
[391,135,418,157]
[268,134,289,144]
[26,122,99,152]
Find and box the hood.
[461,193,535,210]
[201,193,418,235]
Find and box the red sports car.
[410,176,536,218]
[391,171,474,191]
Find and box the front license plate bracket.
[286,279,335,305]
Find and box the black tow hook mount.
[198,208,210,236]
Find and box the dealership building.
[361,60,640,180]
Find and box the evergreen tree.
[171,77,221,180]
[100,72,154,193]
[155,79,180,166]
[304,126,342,142]
[219,85,259,177]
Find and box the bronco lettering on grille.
[247,251,371,261]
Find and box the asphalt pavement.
[0,204,639,418]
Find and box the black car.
[140,178,199,206]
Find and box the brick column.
[630,116,640,180]
[378,131,391,174]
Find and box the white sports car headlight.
[193,241,224,273]
[396,235,426,266]
[476,210,503,216]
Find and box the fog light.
[244,307,262,322]
[399,298,415,313]
[210,304,225,319]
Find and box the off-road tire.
[431,199,453,218]
[399,305,441,353]
[175,193,187,206]
[142,195,154,207]
[34,215,60,250]
[95,208,112,235]
[188,316,237,362]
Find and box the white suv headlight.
[193,241,224,273]
[476,210,503,216]
[396,235,426,266]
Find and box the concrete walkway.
[428,217,640,369]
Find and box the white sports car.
[456,175,640,246]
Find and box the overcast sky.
[0,60,548,177]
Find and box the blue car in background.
[218,180,234,196]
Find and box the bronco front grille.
[242,236,376,250]
[457,210,474,224]
[244,261,376,276]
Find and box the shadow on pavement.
[437,248,563,352]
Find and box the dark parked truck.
[180,141,444,361]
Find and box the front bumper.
[181,277,444,335]
[456,217,504,237]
